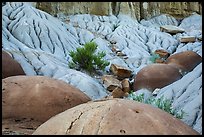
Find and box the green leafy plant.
[128,92,187,119]
[69,41,110,74]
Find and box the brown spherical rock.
[166,51,202,74]
[2,51,26,79]
[32,98,199,135]
[133,64,182,92]
[2,76,91,123]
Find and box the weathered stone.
[166,51,202,74]
[155,58,165,63]
[160,25,185,34]
[154,49,170,59]
[179,36,196,43]
[2,118,41,135]
[101,75,122,91]
[2,51,26,79]
[35,2,202,21]
[36,2,111,16]
[2,3,202,134]
[155,63,202,134]
[124,92,129,97]
[2,76,91,123]
[121,78,130,93]
[33,98,200,135]
[111,87,125,98]
[110,64,132,79]
[159,2,201,19]
[133,64,182,92]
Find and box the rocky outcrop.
[101,75,122,91]
[102,75,131,98]
[2,118,41,135]
[2,2,202,134]
[160,25,185,34]
[110,64,132,79]
[2,76,91,122]
[154,49,170,59]
[121,78,130,93]
[155,63,202,134]
[2,51,26,79]
[111,87,127,98]
[179,36,196,43]
[33,98,199,135]
[133,64,182,92]
[2,2,108,100]
[166,51,202,74]
[2,75,91,135]
[35,2,202,20]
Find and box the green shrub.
[128,92,186,119]
[69,42,110,74]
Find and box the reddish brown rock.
[33,98,199,135]
[111,87,125,98]
[121,78,130,93]
[2,118,41,135]
[2,76,91,123]
[133,64,182,92]
[101,75,122,91]
[155,58,165,64]
[154,49,170,59]
[110,64,132,79]
[166,51,202,74]
[2,51,26,79]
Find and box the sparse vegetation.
[69,41,110,74]
[149,53,161,63]
[128,92,186,119]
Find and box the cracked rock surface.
[33,98,199,135]
[2,75,91,135]
[2,2,202,134]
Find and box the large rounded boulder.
[133,64,182,92]
[2,50,26,79]
[2,76,91,123]
[166,51,202,74]
[33,98,199,135]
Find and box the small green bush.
[128,92,186,119]
[69,42,110,74]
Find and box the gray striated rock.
[2,2,108,100]
[140,14,179,30]
[57,70,108,100]
[2,2,202,134]
[179,13,202,34]
[155,63,202,134]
